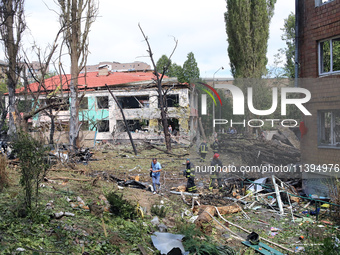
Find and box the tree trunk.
[5,2,18,138]
[69,0,80,150]
[49,109,55,145]
[156,76,171,151]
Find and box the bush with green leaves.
[177,221,236,255]
[151,204,168,218]
[12,131,49,215]
[106,192,137,219]
[0,155,8,191]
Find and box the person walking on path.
[150,158,162,194]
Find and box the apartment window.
[319,37,340,75]
[97,96,109,109]
[318,110,340,147]
[315,0,335,6]
[40,98,69,111]
[116,119,149,132]
[80,121,89,131]
[79,97,88,109]
[158,94,180,108]
[167,94,179,107]
[17,99,31,112]
[97,120,109,132]
[117,96,149,109]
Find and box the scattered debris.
[53,211,75,219]
[151,216,160,226]
[218,134,300,167]
[151,232,188,255]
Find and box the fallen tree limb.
[195,205,241,232]
[45,177,92,182]
[170,191,199,196]
[143,141,189,157]
[50,169,85,173]
[205,211,244,241]
[214,207,295,253]
[180,192,190,205]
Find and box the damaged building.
[6,68,199,146]
[298,0,340,197]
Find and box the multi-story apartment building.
[298,0,340,196]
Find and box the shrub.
[12,131,49,214]
[151,204,167,218]
[176,221,236,255]
[328,178,340,224]
[106,192,137,219]
[0,155,8,191]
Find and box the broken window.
[79,97,88,109]
[167,94,179,107]
[168,118,179,136]
[117,96,149,109]
[97,96,109,109]
[318,110,340,147]
[159,94,179,108]
[56,122,69,131]
[40,98,69,111]
[80,121,89,131]
[319,37,340,75]
[97,120,109,132]
[116,119,149,132]
[17,99,32,112]
[315,0,335,7]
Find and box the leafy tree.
[170,63,185,83]
[225,0,277,78]
[156,53,199,83]
[280,13,295,78]
[0,82,7,95]
[182,52,200,83]
[156,55,172,76]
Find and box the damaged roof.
[15,71,182,94]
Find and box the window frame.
[315,0,335,7]
[97,119,110,133]
[97,96,109,109]
[79,97,88,110]
[318,110,340,148]
[318,36,340,76]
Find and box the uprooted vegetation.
[0,138,340,254]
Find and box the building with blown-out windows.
[298,0,340,197]
[5,67,199,146]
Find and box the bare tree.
[0,0,26,138]
[57,0,98,150]
[20,26,69,144]
[139,24,178,152]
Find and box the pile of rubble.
[170,174,338,254]
[218,127,301,166]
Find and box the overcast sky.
[5,0,295,78]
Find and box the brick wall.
[299,0,340,165]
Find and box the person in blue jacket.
[150,158,162,194]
